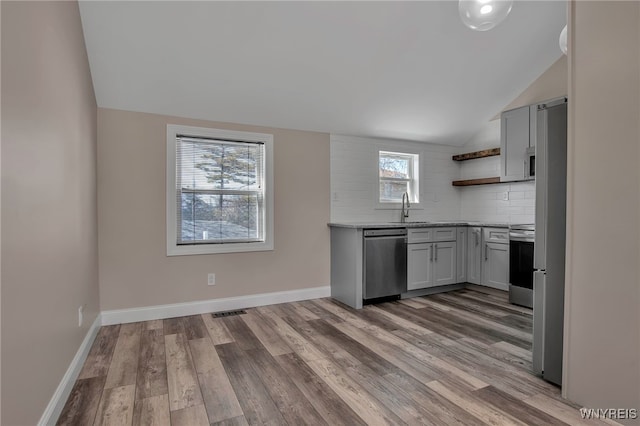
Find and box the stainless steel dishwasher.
[363,228,407,301]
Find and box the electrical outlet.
[78,305,84,327]
[502,191,509,201]
[208,273,216,286]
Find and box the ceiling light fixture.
[459,0,513,31]
[559,25,568,55]
[480,5,493,15]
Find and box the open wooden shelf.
[452,147,502,186]
[452,177,502,187]
[452,148,500,161]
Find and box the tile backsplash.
[457,120,535,224]
[331,123,536,224]
[331,134,461,223]
[459,179,535,224]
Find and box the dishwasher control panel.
[363,228,407,238]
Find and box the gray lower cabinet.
[482,227,510,290]
[330,226,365,309]
[456,227,467,283]
[407,227,457,290]
[434,241,457,286]
[407,243,433,290]
[329,224,500,310]
[467,227,482,284]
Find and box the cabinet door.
[433,242,456,287]
[482,242,509,290]
[467,227,482,284]
[407,243,433,290]
[501,105,530,182]
[456,228,467,283]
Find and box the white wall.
[330,55,566,226]
[330,132,535,224]
[458,120,536,224]
[459,182,535,224]
[331,134,461,223]
[456,53,567,225]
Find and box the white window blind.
[176,136,265,245]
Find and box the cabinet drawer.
[483,227,509,244]
[433,227,456,242]
[408,228,433,244]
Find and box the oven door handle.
[509,235,535,243]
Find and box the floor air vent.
[212,310,247,318]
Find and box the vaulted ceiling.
[79,1,566,145]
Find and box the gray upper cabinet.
[501,105,533,182]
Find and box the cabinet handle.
[434,243,438,261]
[475,230,479,246]
[430,244,433,262]
[485,244,488,261]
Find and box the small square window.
[379,151,419,203]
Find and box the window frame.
[166,124,274,256]
[377,150,420,206]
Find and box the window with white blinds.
[167,125,274,256]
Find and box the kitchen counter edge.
[327,221,510,229]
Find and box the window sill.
[167,241,274,256]
[375,203,424,211]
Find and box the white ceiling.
[79,1,566,146]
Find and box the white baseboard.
[39,286,329,423]
[38,314,102,426]
[101,285,331,326]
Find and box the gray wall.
[1,2,100,424]
[97,108,330,311]
[564,1,640,421]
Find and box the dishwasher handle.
[364,229,407,238]
[364,235,408,243]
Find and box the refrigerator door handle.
[532,271,546,375]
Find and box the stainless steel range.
[509,224,535,308]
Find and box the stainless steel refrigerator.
[533,98,567,386]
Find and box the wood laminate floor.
[58,288,611,425]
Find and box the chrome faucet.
[401,192,410,223]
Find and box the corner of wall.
[1,2,100,424]
[37,315,102,426]
[0,2,3,422]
